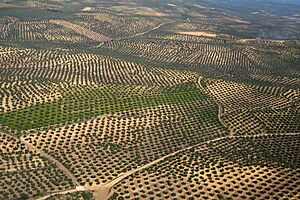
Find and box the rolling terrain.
[0,0,299,199]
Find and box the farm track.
[197,76,231,134]
[35,188,84,200]
[120,20,175,40]
[20,137,80,186]
[1,1,299,199]
[93,20,175,48]
[2,129,299,200]
[0,130,79,188]
[2,80,298,200]
[90,132,300,200]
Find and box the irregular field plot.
[176,31,217,37]
[0,133,75,199]
[0,82,205,131]
[204,78,300,135]
[0,2,299,199]
[111,134,300,200]
[0,45,195,85]
[21,88,227,186]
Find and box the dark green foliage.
[0,83,205,130]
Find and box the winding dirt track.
[93,20,175,48]
[122,20,175,40]
[3,78,299,200]
[197,76,233,135]
[91,132,300,200]
[20,137,79,186]
[2,132,78,184]
[31,131,300,200]
[36,188,84,200]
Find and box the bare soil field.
[176,31,217,37]
[81,7,93,11]
[111,6,169,17]
[50,20,110,42]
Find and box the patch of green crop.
[60,2,81,13]
[0,82,206,131]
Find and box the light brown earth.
[92,132,300,200]
[176,31,217,37]
[224,17,251,24]
[166,4,176,7]
[191,3,212,10]
[36,187,84,200]
[50,20,110,42]
[238,39,286,43]
[20,137,79,185]
[81,7,93,11]
[111,6,169,17]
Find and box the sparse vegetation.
[110,134,300,199]
[0,0,299,199]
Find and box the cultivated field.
[0,0,299,199]
[110,134,300,199]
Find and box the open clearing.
[81,7,93,11]
[224,17,251,24]
[111,6,169,16]
[50,19,110,41]
[176,31,217,37]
